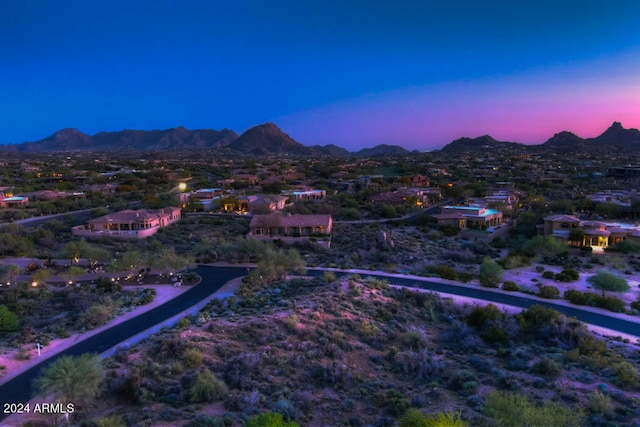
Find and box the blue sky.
[1,0,639,150]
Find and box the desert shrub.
[159,336,186,359]
[537,285,560,299]
[190,369,228,402]
[184,348,203,369]
[502,281,519,291]
[612,361,639,389]
[0,305,19,332]
[271,398,302,422]
[564,289,588,305]
[385,389,411,416]
[535,265,545,273]
[632,299,640,311]
[484,390,585,427]
[399,410,468,427]
[442,249,476,264]
[588,390,613,417]
[95,415,126,427]
[530,357,562,379]
[439,323,483,352]
[439,224,459,237]
[467,304,502,328]
[595,295,627,313]
[245,412,299,427]
[426,264,459,280]
[224,352,262,390]
[479,258,503,287]
[609,240,640,254]
[323,271,336,283]
[136,288,156,305]
[542,271,555,279]
[458,272,474,283]
[449,369,478,392]
[310,362,354,389]
[393,350,442,381]
[500,255,531,270]
[176,316,191,329]
[400,328,428,350]
[555,268,579,282]
[81,304,112,328]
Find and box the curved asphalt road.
[0,265,246,420]
[1,266,638,421]
[315,270,640,337]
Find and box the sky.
[1,0,640,151]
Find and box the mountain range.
[1,121,639,156]
[440,122,640,155]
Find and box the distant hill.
[354,144,409,157]
[439,135,523,154]
[538,131,609,154]
[2,127,238,152]
[229,123,317,156]
[438,122,640,154]
[4,120,640,156]
[593,121,640,148]
[312,144,352,157]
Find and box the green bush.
[245,412,299,427]
[564,289,588,305]
[542,271,555,279]
[612,361,639,389]
[555,268,579,282]
[538,285,560,299]
[467,304,502,328]
[502,281,519,291]
[399,408,468,427]
[184,348,203,368]
[426,264,458,281]
[0,305,19,333]
[95,415,126,427]
[190,369,228,403]
[479,258,503,288]
[484,390,585,427]
[530,357,562,379]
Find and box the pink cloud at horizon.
[277,62,640,151]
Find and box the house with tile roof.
[248,214,332,248]
[72,207,181,239]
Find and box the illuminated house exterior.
[248,214,332,248]
[72,207,181,239]
[433,205,503,229]
[542,214,640,248]
[0,196,29,208]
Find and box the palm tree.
[34,353,104,404]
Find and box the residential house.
[0,196,29,208]
[433,205,503,229]
[282,189,327,202]
[248,214,332,248]
[72,207,181,239]
[541,214,640,249]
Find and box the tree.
[568,228,585,247]
[522,235,568,260]
[34,353,104,403]
[479,258,503,287]
[146,247,192,275]
[0,305,19,333]
[587,270,630,297]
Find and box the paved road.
[311,270,640,337]
[0,265,246,419]
[2,266,638,421]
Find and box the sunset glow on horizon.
[1,0,639,151]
